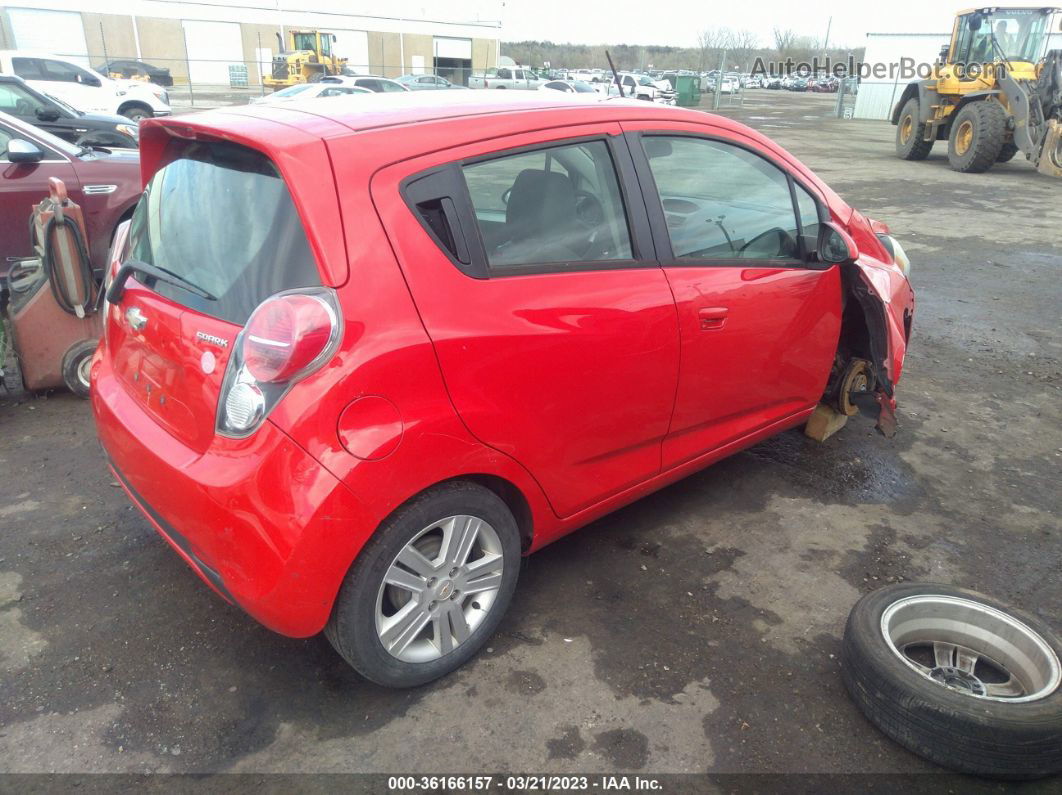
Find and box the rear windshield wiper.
[107,259,218,304]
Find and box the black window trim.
[400,131,659,279]
[624,129,831,270]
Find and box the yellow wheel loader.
[891,6,1062,176]
[263,30,348,90]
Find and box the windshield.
[572,81,597,93]
[273,84,314,98]
[43,92,81,115]
[969,9,1052,63]
[637,76,655,86]
[127,140,321,324]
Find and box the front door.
[372,125,680,518]
[0,123,80,266]
[624,123,841,468]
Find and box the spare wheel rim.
[880,594,1061,703]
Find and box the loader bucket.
[1037,119,1062,177]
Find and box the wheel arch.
[116,99,153,117]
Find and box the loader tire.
[948,101,1006,173]
[996,142,1020,163]
[895,98,934,160]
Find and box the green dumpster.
[667,74,701,107]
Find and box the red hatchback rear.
[92,92,914,687]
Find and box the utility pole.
[713,48,727,110]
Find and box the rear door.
[623,122,841,467]
[372,125,680,518]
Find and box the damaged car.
[91,91,913,688]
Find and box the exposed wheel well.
[459,475,534,552]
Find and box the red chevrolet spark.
[91,91,913,687]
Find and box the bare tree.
[773,27,796,58]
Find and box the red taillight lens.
[242,294,334,383]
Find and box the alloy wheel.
[375,515,504,663]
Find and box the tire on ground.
[947,101,1007,173]
[997,142,1020,163]
[61,339,98,399]
[325,480,521,688]
[842,582,1062,779]
[895,98,934,160]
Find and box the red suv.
[92,92,914,687]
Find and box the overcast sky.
[493,1,956,48]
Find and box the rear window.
[126,140,320,324]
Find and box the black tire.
[325,481,521,688]
[842,582,1062,779]
[947,101,1006,173]
[118,103,152,122]
[997,142,1020,163]
[895,98,934,160]
[61,339,98,399]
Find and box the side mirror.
[36,107,61,122]
[81,74,102,87]
[817,221,859,265]
[6,139,45,164]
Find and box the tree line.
[502,27,866,74]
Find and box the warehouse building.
[0,1,502,86]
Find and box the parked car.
[0,51,170,121]
[765,76,783,89]
[92,92,914,688]
[716,76,738,94]
[539,80,599,94]
[95,59,174,88]
[614,73,676,103]
[323,75,408,93]
[395,74,467,90]
[251,83,371,104]
[468,67,546,90]
[0,75,138,148]
[0,110,140,274]
[789,78,809,92]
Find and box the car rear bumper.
[91,355,367,637]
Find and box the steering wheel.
[573,190,605,228]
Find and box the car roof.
[159,90,662,134]
[139,90,853,222]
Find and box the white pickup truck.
[468,67,546,90]
[599,73,676,104]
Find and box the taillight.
[243,294,334,383]
[218,289,340,436]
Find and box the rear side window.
[126,140,320,324]
[12,58,44,79]
[461,140,633,269]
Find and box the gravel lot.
[1,90,1059,780]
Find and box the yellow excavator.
[263,30,348,90]
[892,6,1062,176]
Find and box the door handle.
[698,307,728,330]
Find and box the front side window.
[40,60,87,83]
[642,136,801,261]
[0,83,49,116]
[127,140,321,324]
[462,139,633,269]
